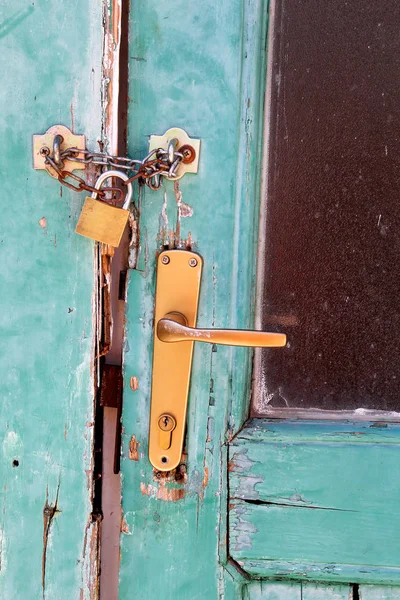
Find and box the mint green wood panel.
[0,2,102,597]
[229,420,400,584]
[120,0,269,597]
[244,581,352,599]
[120,0,398,598]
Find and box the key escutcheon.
[157,414,177,451]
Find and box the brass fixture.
[149,250,286,471]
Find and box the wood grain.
[0,1,103,597]
[120,0,269,597]
[229,420,400,584]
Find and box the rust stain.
[174,462,188,484]
[129,435,140,461]
[89,516,101,598]
[140,457,188,501]
[140,481,186,502]
[202,466,209,489]
[120,516,130,534]
[39,217,47,229]
[228,460,236,472]
[129,376,139,391]
[157,485,185,502]
[81,514,101,600]
[102,0,121,148]
[42,480,61,595]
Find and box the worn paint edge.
[98,2,124,600]
[231,559,400,586]
[230,419,400,445]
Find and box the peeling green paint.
[0,1,103,597]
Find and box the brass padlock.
[75,170,133,247]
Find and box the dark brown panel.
[257,0,400,413]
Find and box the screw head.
[39,146,50,156]
[188,257,198,267]
[158,414,176,432]
[179,144,196,164]
[161,255,170,265]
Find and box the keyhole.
[163,416,169,428]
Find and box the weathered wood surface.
[120,0,269,597]
[244,581,352,599]
[230,420,400,584]
[359,586,400,600]
[119,0,400,598]
[0,2,102,597]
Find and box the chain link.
[45,144,185,198]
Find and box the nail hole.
[161,456,168,464]
[12,460,19,467]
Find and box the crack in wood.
[42,478,61,597]
[234,497,358,513]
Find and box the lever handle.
[157,313,286,347]
[150,250,287,472]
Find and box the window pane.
[257,0,400,413]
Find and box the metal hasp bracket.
[32,125,85,178]
[149,250,287,472]
[148,128,200,180]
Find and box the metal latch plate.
[149,127,200,180]
[32,124,85,178]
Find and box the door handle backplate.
[149,250,203,471]
[149,249,286,471]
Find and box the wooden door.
[119,1,400,599]
[0,2,105,597]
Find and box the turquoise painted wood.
[120,0,270,597]
[229,420,400,584]
[0,2,102,597]
[120,0,399,598]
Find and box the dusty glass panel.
[256,0,400,413]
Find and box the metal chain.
[44,142,185,198]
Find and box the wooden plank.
[301,584,352,600]
[244,581,351,599]
[229,420,400,584]
[233,419,400,444]
[0,2,103,597]
[359,586,400,600]
[119,0,269,597]
[244,581,302,599]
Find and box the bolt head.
[188,257,198,267]
[179,144,196,164]
[161,255,170,265]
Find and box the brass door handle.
[157,312,286,347]
[149,250,286,471]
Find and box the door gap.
[353,584,360,600]
[92,359,104,518]
[98,0,131,598]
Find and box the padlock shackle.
[91,170,133,210]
